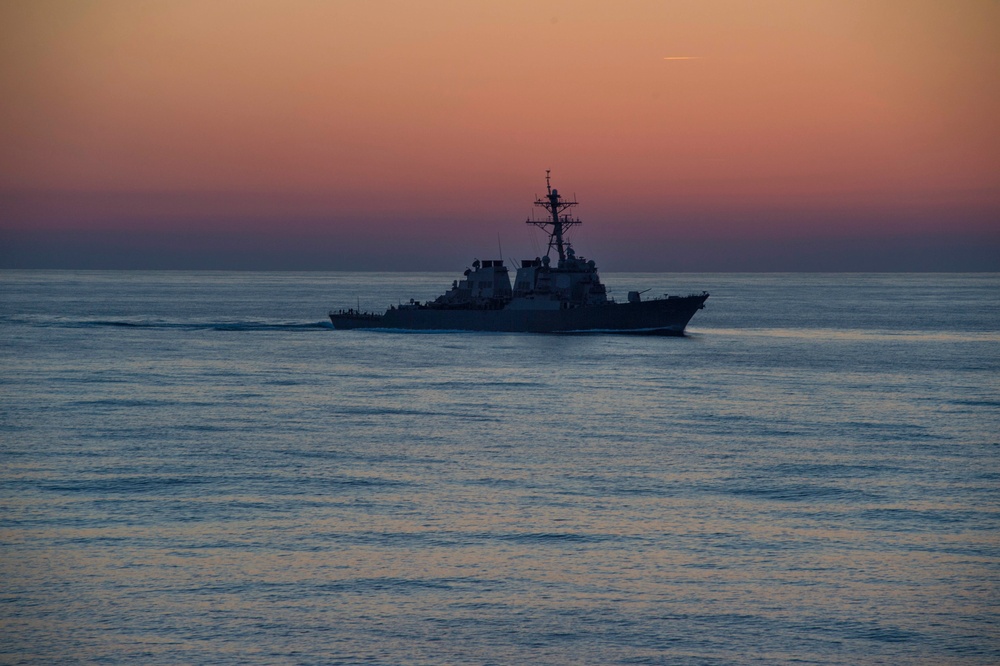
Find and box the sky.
[1,0,998,271]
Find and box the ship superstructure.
[329,173,708,334]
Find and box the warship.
[329,173,708,335]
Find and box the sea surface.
[1,270,998,665]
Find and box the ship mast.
[526,170,581,261]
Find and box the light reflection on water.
[1,271,998,664]
[702,327,1000,343]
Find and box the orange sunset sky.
[1,0,998,270]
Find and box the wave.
[10,316,334,331]
[726,482,880,503]
[209,321,333,332]
[703,326,1000,343]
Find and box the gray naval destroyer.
[329,173,708,335]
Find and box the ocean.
[1,270,998,665]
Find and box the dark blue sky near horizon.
[3,187,997,271]
[4,224,998,272]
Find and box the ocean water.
[1,270,998,665]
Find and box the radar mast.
[526,170,581,261]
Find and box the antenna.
[525,171,581,261]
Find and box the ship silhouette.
[329,172,708,334]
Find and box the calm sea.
[1,270,998,665]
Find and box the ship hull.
[330,294,708,335]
